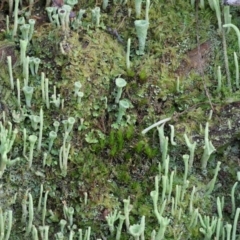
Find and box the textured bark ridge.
[224,0,240,6]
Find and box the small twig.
[106,27,124,44]
[20,0,41,12]
[116,16,127,30]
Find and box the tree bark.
[224,0,240,6]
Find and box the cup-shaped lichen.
[129,216,145,239]
[53,120,60,133]
[92,7,101,27]
[117,99,130,123]
[115,78,127,103]
[67,117,75,133]
[22,86,34,107]
[46,7,54,23]
[74,81,82,96]
[58,9,67,31]
[28,19,36,40]
[134,20,149,55]
[33,58,41,75]
[28,134,38,169]
[77,9,86,21]
[20,24,30,40]
[61,5,72,30]
[76,91,84,103]
[48,131,57,152]
[29,115,41,130]
[65,0,78,7]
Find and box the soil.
[176,40,212,76]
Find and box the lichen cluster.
[0,0,239,239]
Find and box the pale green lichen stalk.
[0,122,20,178]
[0,207,13,240]
[201,122,216,173]
[135,0,142,18]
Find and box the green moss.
[134,140,145,153]
[138,69,148,84]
